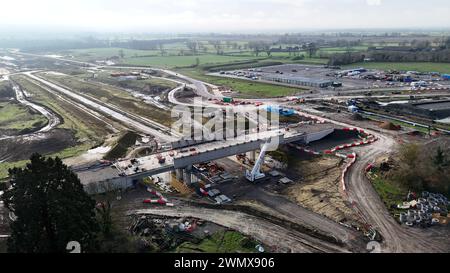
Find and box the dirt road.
[24,72,178,142]
[0,81,60,141]
[346,133,449,253]
[292,105,450,252]
[132,205,351,253]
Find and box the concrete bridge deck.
[77,123,337,193]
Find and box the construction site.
[1,45,450,254]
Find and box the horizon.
[0,0,449,34]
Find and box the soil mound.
[351,113,365,121]
[379,121,401,130]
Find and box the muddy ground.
[306,129,361,151]
[0,129,77,162]
[284,154,361,226]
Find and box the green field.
[370,171,407,215]
[122,54,263,68]
[0,101,47,132]
[0,160,29,181]
[318,46,369,54]
[68,47,265,68]
[68,47,160,61]
[174,231,258,253]
[344,62,450,74]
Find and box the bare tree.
[118,49,125,59]
[187,41,198,55]
[305,43,318,58]
[158,43,167,56]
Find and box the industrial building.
[261,74,334,88]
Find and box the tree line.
[328,37,450,65]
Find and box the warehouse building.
[261,74,334,88]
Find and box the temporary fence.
[144,187,173,206]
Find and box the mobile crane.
[245,141,271,182]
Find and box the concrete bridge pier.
[248,150,257,161]
[183,165,193,185]
[175,169,183,181]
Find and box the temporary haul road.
[23,72,179,143]
[345,132,448,253]
[132,205,356,253]
[287,105,449,253]
[0,82,61,141]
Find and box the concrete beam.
[174,134,283,169]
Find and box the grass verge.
[174,230,258,253]
[370,170,407,215]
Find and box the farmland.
[122,54,263,68]
[67,47,265,68]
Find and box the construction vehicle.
[223,97,234,103]
[156,154,166,164]
[245,142,270,182]
[236,154,246,163]
[236,154,253,165]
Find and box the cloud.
[0,0,448,32]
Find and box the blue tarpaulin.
[265,105,295,116]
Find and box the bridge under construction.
[77,123,338,194]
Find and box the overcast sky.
[1,0,449,33]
